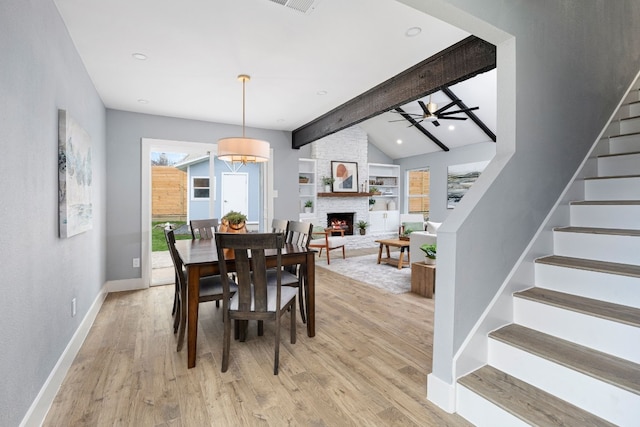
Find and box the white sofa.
[409,221,441,262]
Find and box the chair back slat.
[190,218,219,239]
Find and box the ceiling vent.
[266,0,322,14]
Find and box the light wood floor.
[44,248,471,426]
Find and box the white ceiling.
[53,0,496,159]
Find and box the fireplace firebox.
[327,212,355,236]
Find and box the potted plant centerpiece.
[321,176,334,192]
[219,210,247,233]
[304,200,313,213]
[420,243,437,265]
[356,220,369,235]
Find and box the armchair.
[308,226,347,265]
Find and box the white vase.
[304,207,312,213]
[424,257,436,265]
[324,184,331,192]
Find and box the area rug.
[317,253,411,294]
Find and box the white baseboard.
[427,373,457,413]
[20,284,109,427]
[106,277,146,292]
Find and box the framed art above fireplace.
[331,161,358,193]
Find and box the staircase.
[456,88,640,425]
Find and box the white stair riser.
[607,136,640,156]
[456,385,530,427]
[598,152,640,176]
[570,204,640,229]
[619,116,640,134]
[584,176,640,200]
[553,231,640,265]
[513,298,640,363]
[618,102,640,118]
[535,263,640,309]
[489,339,640,426]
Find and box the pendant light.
[217,74,270,164]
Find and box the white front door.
[221,173,248,216]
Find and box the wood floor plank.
[43,248,471,426]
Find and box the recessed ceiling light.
[137,98,149,104]
[396,139,402,144]
[448,125,455,131]
[317,90,327,96]
[132,53,147,60]
[405,27,422,37]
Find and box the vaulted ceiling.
[54,0,496,159]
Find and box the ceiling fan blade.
[417,100,430,115]
[433,101,457,115]
[438,106,479,116]
[389,110,422,116]
[438,116,468,121]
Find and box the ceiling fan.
[391,95,479,127]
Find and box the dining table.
[174,238,316,368]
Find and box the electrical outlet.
[133,257,140,268]
[71,298,77,317]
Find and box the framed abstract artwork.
[447,160,489,209]
[331,161,358,193]
[58,109,93,238]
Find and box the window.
[407,168,430,218]
[192,177,210,200]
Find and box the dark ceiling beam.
[442,86,497,142]
[292,35,496,149]
[394,107,449,152]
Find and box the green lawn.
[152,221,192,251]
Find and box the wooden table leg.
[397,248,404,270]
[377,243,383,264]
[187,265,200,368]
[306,251,315,337]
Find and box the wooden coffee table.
[375,238,411,269]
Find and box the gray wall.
[105,110,295,281]
[400,0,640,385]
[396,142,496,221]
[0,1,107,425]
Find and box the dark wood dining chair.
[190,218,219,239]
[266,219,301,316]
[281,220,313,323]
[165,228,237,352]
[215,232,297,375]
[271,218,288,234]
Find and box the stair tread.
[515,287,640,327]
[536,255,640,278]
[570,200,640,205]
[598,150,640,158]
[553,226,640,236]
[458,365,617,427]
[584,174,640,180]
[490,323,640,395]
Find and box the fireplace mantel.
[318,192,373,198]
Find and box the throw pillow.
[426,221,442,234]
[402,221,424,234]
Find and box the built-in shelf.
[318,192,373,198]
